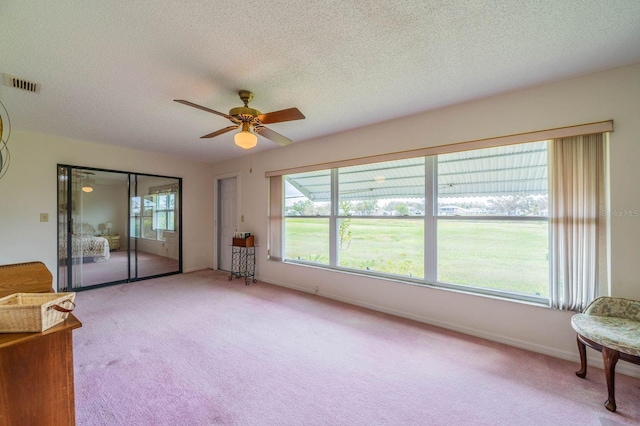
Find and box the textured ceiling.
[2,1,640,163]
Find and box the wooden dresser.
[0,262,82,426]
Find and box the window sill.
[282,259,549,308]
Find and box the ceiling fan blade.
[201,125,239,139]
[254,126,293,146]
[174,99,234,120]
[257,108,305,125]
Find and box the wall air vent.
[3,73,41,94]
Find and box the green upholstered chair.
[571,297,640,412]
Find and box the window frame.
[153,193,176,232]
[134,192,177,241]
[282,143,550,303]
[268,121,612,305]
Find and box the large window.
[270,122,611,308]
[282,141,549,301]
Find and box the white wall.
[210,63,640,375]
[0,132,214,280]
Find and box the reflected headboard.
[73,222,96,235]
[0,261,54,298]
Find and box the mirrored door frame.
[57,164,183,291]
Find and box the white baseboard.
[260,276,640,379]
[183,266,211,273]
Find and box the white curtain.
[549,133,607,311]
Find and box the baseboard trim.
[260,276,640,379]
[183,266,210,273]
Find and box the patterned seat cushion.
[584,297,640,321]
[571,297,640,357]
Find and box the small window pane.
[339,158,425,216]
[285,170,331,216]
[155,212,167,230]
[157,194,168,210]
[437,220,548,297]
[142,217,155,239]
[284,218,329,264]
[131,197,141,215]
[338,218,424,278]
[143,197,154,216]
[438,141,548,217]
[130,217,140,238]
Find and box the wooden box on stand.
[232,235,254,247]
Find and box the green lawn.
[437,221,548,296]
[285,218,331,264]
[338,218,424,278]
[284,218,548,297]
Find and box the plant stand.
[228,245,256,285]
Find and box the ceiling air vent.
[3,73,41,94]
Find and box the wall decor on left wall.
[0,100,11,180]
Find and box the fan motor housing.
[229,106,261,118]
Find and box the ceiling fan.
[174,90,305,149]
[58,169,95,190]
[72,170,96,192]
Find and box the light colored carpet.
[72,270,640,425]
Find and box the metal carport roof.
[285,141,547,201]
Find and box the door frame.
[213,172,241,271]
[57,164,183,291]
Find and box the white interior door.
[218,177,237,271]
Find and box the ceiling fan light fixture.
[234,122,258,149]
[235,131,257,149]
[82,178,95,193]
[175,90,304,148]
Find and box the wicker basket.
[232,235,254,247]
[0,292,76,333]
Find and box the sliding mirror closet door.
[129,175,181,280]
[58,167,129,290]
[58,166,182,291]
